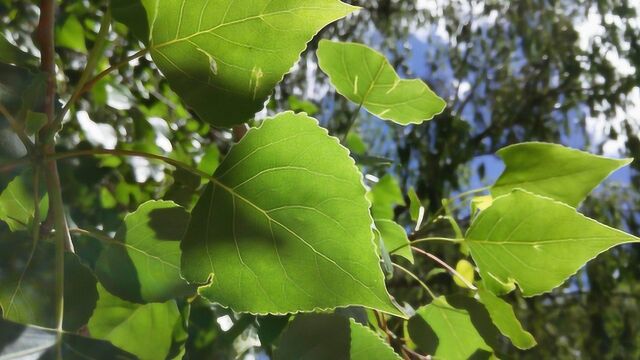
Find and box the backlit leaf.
[375,219,413,263]
[143,0,357,127]
[181,112,401,316]
[466,190,639,296]
[275,314,401,360]
[408,297,493,359]
[317,40,446,125]
[88,285,181,360]
[96,201,196,303]
[492,142,632,206]
[477,287,536,350]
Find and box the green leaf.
[368,174,405,220]
[466,190,639,296]
[350,318,402,360]
[0,172,38,231]
[477,287,536,350]
[0,34,37,66]
[88,285,181,360]
[24,110,47,135]
[0,233,98,331]
[492,142,632,207]
[317,40,446,125]
[274,314,401,360]
[0,318,136,359]
[181,112,401,316]
[111,0,149,44]
[408,297,493,359]
[143,0,357,127]
[407,187,422,222]
[96,201,196,303]
[55,15,87,53]
[452,259,475,289]
[375,219,414,263]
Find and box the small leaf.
[453,259,475,289]
[181,112,401,316]
[143,0,357,126]
[466,190,639,296]
[408,297,493,359]
[55,15,87,53]
[275,314,401,360]
[407,187,422,222]
[0,318,136,359]
[477,287,536,350]
[0,172,38,231]
[375,219,413,263]
[471,194,492,214]
[24,110,47,135]
[492,142,632,206]
[368,174,405,220]
[317,40,446,125]
[88,285,181,360]
[96,201,196,303]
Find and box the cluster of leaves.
[0,1,638,359]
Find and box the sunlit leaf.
[317,40,446,125]
[96,201,196,303]
[492,142,632,206]
[408,297,493,359]
[452,259,475,289]
[142,0,357,127]
[375,219,413,263]
[407,187,422,222]
[477,287,536,350]
[466,190,639,296]
[88,285,181,360]
[368,174,405,220]
[55,15,87,53]
[181,112,401,316]
[0,318,136,359]
[275,314,401,360]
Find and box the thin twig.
[411,246,476,290]
[392,263,436,299]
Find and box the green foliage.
[466,190,639,296]
[492,142,632,206]
[181,112,401,316]
[88,285,181,360]
[317,40,446,125]
[0,1,637,359]
[95,201,196,303]
[143,0,357,127]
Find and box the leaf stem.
[69,227,115,243]
[410,246,476,290]
[392,262,436,299]
[341,103,362,143]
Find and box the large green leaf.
[274,314,401,360]
[0,318,136,360]
[96,200,196,303]
[408,297,493,359]
[477,287,536,350]
[142,0,357,127]
[317,40,446,125]
[0,232,97,331]
[88,285,181,360]
[181,112,401,316]
[492,142,632,206]
[466,190,639,296]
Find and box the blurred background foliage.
[1,0,639,358]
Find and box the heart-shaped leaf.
[96,200,196,303]
[492,142,632,206]
[143,0,357,127]
[181,112,401,316]
[466,190,639,296]
[317,40,446,125]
